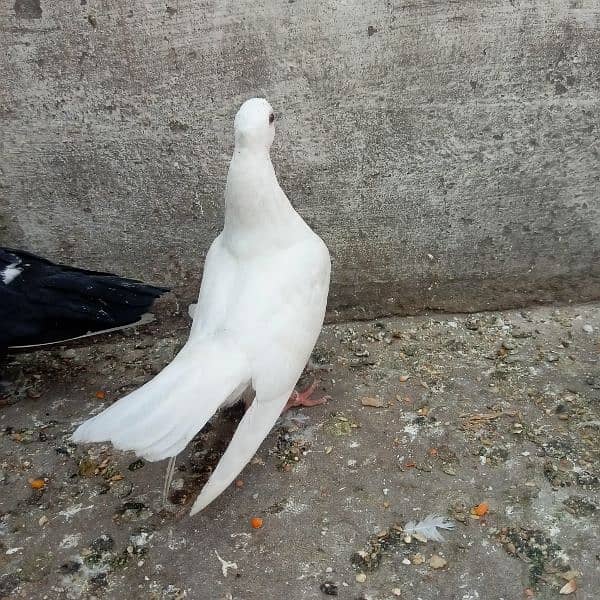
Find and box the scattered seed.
[471,502,489,516]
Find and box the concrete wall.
[1,0,599,320]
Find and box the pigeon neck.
[223,147,298,240]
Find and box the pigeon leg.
[242,389,255,411]
[284,380,330,411]
[163,456,177,505]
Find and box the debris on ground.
[1,303,599,598]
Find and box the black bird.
[0,247,169,352]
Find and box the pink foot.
[283,380,330,412]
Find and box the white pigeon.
[72,98,331,514]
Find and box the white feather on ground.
[403,515,455,542]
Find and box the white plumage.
[403,515,455,542]
[72,98,331,514]
[2,261,22,285]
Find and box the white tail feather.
[72,337,251,462]
[190,390,292,514]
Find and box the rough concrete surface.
[1,1,600,318]
[1,302,599,599]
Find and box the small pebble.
[429,554,447,569]
[110,480,133,499]
[128,459,145,471]
[559,579,577,594]
[355,573,367,583]
[90,534,114,553]
[465,317,480,330]
[361,397,384,408]
[319,581,338,596]
[582,324,594,334]
[60,561,81,574]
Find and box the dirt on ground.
[1,302,599,600]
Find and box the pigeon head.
[234,98,275,151]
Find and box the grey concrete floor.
[1,303,599,600]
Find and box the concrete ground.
[1,302,599,600]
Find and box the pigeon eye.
[269,113,275,124]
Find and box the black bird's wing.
[0,247,169,350]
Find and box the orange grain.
[472,502,489,516]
